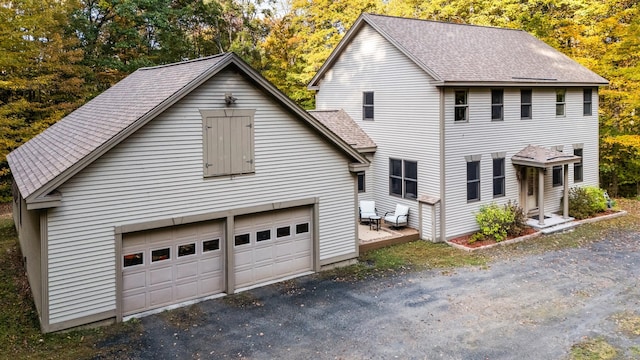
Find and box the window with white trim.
[493,158,505,197]
[200,109,256,177]
[574,148,583,182]
[583,89,593,116]
[363,92,374,120]
[467,160,480,202]
[552,166,563,187]
[389,158,418,199]
[454,90,468,122]
[521,89,532,119]
[357,172,365,193]
[556,89,566,117]
[491,89,504,121]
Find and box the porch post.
[538,167,545,226]
[563,163,569,219]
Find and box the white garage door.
[234,206,313,290]
[122,220,224,316]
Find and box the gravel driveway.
[99,229,640,359]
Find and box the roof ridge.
[363,12,524,33]
[138,53,230,71]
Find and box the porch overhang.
[511,145,581,168]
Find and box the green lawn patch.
[570,338,618,360]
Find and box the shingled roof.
[8,53,368,206]
[310,13,608,87]
[308,110,376,153]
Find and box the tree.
[0,0,90,201]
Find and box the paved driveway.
[99,230,640,359]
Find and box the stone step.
[540,222,579,235]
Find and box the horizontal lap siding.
[316,25,441,231]
[46,70,356,325]
[444,87,599,238]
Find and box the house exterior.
[8,53,368,332]
[308,13,608,241]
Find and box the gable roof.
[309,13,608,88]
[308,110,376,153]
[8,53,368,207]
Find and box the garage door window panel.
[178,243,196,257]
[203,239,220,252]
[235,234,250,246]
[124,253,143,267]
[296,223,309,234]
[257,230,271,242]
[151,248,170,262]
[277,226,291,238]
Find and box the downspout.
[439,87,446,242]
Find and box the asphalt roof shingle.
[311,13,608,86]
[8,54,228,199]
[308,110,376,152]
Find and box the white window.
[552,166,563,187]
[467,160,480,202]
[200,109,256,177]
[574,148,583,182]
[521,89,532,119]
[455,90,468,122]
[389,158,418,199]
[357,172,365,193]
[493,158,505,197]
[363,92,374,120]
[583,89,593,116]
[556,89,566,117]
[491,89,504,121]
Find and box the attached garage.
[8,53,367,332]
[120,205,315,317]
[121,221,225,316]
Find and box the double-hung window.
[521,89,532,119]
[493,157,505,197]
[200,109,256,177]
[491,89,504,121]
[556,89,566,117]
[363,92,374,120]
[389,159,418,199]
[467,160,480,202]
[552,166,563,187]
[574,148,583,182]
[454,90,468,122]
[583,89,593,116]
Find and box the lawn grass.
[570,338,618,360]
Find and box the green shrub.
[567,186,607,220]
[475,201,526,242]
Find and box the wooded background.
[1,0,638,201]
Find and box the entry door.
[525,167,538,214]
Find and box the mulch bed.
[449,227,538,249]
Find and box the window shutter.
[201,109,256,177]
[241,116,255,173]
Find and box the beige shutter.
[202,110,255,177]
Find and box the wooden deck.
[358,223,420,253]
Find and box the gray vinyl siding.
[45,69,356,325]
[443,87,599,238]
[315,24,441,230]
[16,195,43,316]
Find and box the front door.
[525,167,538,214]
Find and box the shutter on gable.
[203,113,255,177]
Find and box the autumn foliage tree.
[1,0,640,201]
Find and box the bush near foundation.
[568,186,608,220]
[473,201,527,242]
